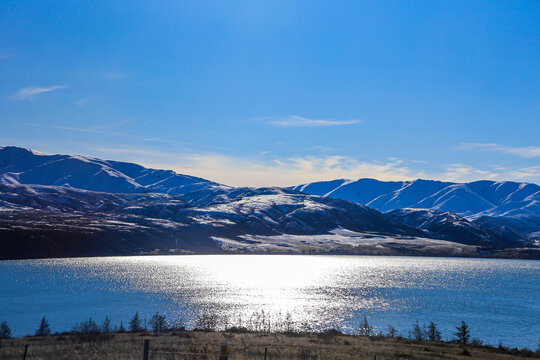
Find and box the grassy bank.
[1,330,538,360]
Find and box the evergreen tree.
[118,321,126,333]
[0,321,11,339]
[35,317,51,336]
[102,316,112,333]
[454,321,471,345]
[427,321,441,342]
[410,321,426,340]
[129,311,143,332]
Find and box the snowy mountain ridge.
[0,146,230,197]
[292,178,540,218]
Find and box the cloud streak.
[12,85,66,100]
[268,115,360,127]
[457,142,540,158]
[90,146,540,186]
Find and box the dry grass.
[0,331,537,360]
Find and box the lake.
[0,255,538,349]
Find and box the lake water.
[0,255,538,349]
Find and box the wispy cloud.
[456,142,540,158]
[441,163,500,182]
[508,166,540,180]
[12,85,66,100]
[102,72,127,80]
[76,97,94,107]
[89,147,415,187]
[27,120,135,137]
[268,115,360,127]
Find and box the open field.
[1,331,538,360]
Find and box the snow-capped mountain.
[0,146,230,199]
[0,146,536,259]
[292,178,540,219]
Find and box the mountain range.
[0,146,538,260]
[292,178,540,244]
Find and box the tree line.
[0,312,535,352]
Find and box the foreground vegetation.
[1,329,539,360]
[1,311,538,360]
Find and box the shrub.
[73,317,100,334]
[470,338,483,346]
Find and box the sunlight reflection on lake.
[0,255,538,348]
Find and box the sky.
[1,0,539,187]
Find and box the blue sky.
[1,1,539,186]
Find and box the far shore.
[2,247,540,262]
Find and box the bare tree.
[149,312,167,334]
[195,309,218,331]
[358,316,372,336]
[386,325,398,338]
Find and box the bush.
[0,321,11,339]
[73,317,100,334]
[470,338,483,346]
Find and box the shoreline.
[2,248,540,262]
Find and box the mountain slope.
[0,183,431,259]
[386,208,523,248]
